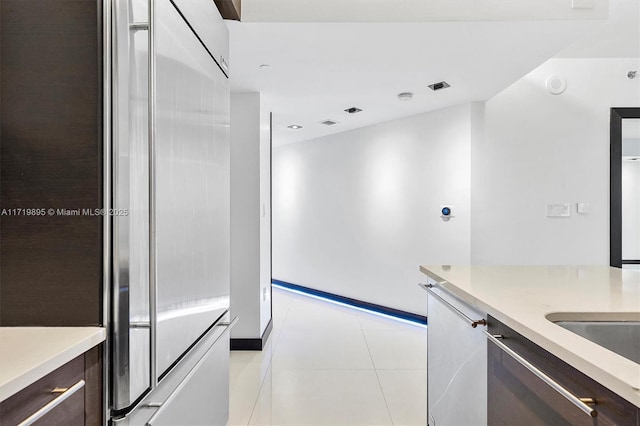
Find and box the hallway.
[228,287,428,425]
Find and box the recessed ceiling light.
[287,124,303,130]
[344,107,362,114]
[320,119,338,126]
[398,92,413,101]
[259,64,271,69]
[428,81,450,91]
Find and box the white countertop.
[420,265,640,407]
[0,327,106,403]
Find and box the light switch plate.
[577,202,589,214]
[546,203,571,217]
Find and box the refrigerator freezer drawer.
[116,317,232,426]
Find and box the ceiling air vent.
[344,107,362,114]
[320,119,338,126]
[428,81,450,91]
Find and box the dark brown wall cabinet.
[0,0,103,326]
[214,0,241,20]
[488,317,640,425]
[0,346,103,426]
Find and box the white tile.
[229,345,277,425]
[230,347,273,376]
[272,329,374,370]
[363,329,427,369]
[376,370,427,426]
[272,288,293,323]
[229,287,428,426]
[281,299,362,333]
[270,288,296,347]
[269,324,285,349]
[357,310,421,331]
[229,365,266,426]
[248,369,393,426]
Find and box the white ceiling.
[556,0,639,58]
[227,1,635,147]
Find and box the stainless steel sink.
[552,320,640,364]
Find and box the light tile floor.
[228,287,427,426]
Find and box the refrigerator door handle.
[147,0,158,391]
[112,0,153,411]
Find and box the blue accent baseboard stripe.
[271,279,427,326]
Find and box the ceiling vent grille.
[428,81,450,91]
[344,107,362,114]
[320,119,338,126]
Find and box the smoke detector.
[398,92,413,101]
[546,75,566,95]
[428,81,450,91]
[344,107,362,114]
[320,119,338,126]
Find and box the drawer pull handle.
[129,22,149,31]
[420,283,486,328]
[485,332,597,418]
[17,379,85,426]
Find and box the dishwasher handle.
[419,283,487,328]
[484,331,597,418]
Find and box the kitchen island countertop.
[0,327,105,403]
[420,265,640,407]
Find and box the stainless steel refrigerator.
[110,0,231,423]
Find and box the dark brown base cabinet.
[488,317,640,425]
[0,346,103,426]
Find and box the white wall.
[259,108,272,333]
[273,104,473,315]
[272,57,640,313]
[230,92,272,339]
[472,58,640,264]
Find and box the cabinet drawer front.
[487,317,639,425]
[0,355,84,426]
